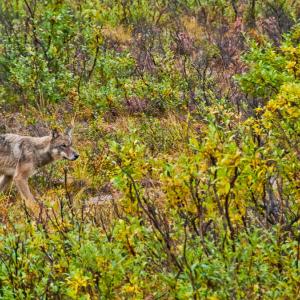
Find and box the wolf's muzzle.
[72,153,79,161]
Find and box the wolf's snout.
[72,153,79,160]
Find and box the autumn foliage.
[0,1,300,299]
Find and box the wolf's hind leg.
[0,175,13,193]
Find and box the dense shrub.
[0,1,299,299]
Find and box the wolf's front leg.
[14,162,38,214]
[14,176,38,213]
[0,175,13,192]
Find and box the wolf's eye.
[61,144,67,148]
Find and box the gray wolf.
[0,128,79,213]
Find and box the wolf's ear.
[65,127,73,140]
[51,128,59,140]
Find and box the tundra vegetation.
[0,1,300,299]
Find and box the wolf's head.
[50,128,79,161]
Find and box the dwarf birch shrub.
[0,2,300,300]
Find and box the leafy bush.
[0,2,300,299]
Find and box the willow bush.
[0,1,300,299]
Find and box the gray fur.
[0,130,79,214]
